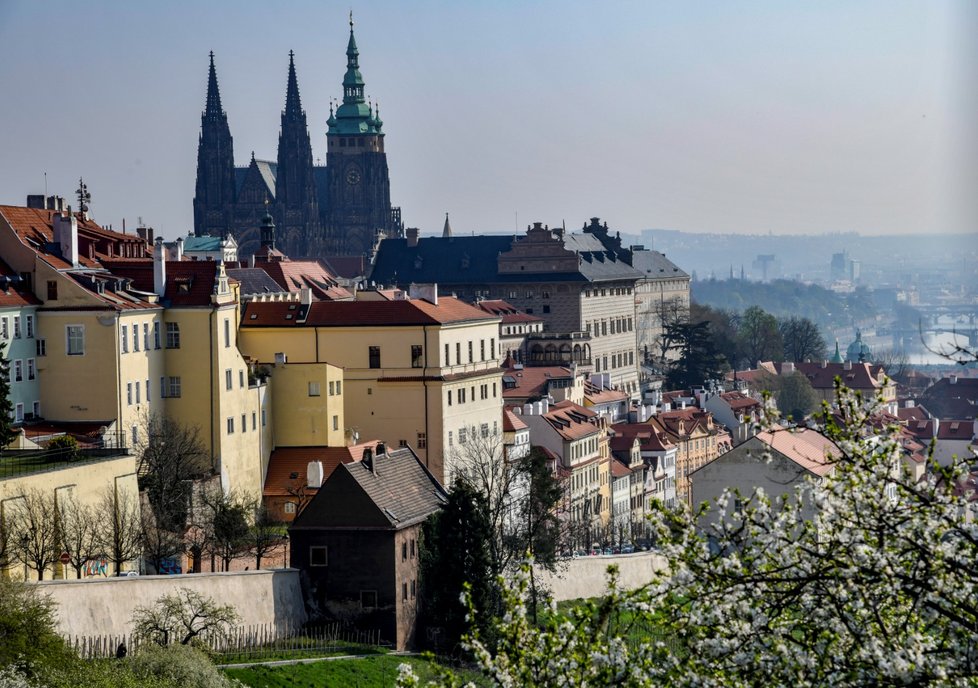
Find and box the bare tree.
[94,486,143,575]
[246,501,284,570]
[875,348,911,379]
[137,414,209,532]
[199,487,249,572]
[8,489,60,580]
[284,476,315,519]
[779,316,827,362]
[58,495,100,578]
[647,296,690,367]
[132,588,238,646]
[140,503,183,575]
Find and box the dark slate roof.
[371,234,642,286]
[291,447,447,531]
[631,249,689,280]
[235,160,278,197]
[226,267,288,296]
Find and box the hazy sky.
[0,1,974,240]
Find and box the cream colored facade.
[239,300,503,484]
[161,274,266,500]
[266,360,345,448]
[0,454,139,580]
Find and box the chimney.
[406,227,419,248]
[53,212,79,267]
[153,236,166,296]
[844,361,852,371]
[782,361,795,374]
[306,461,324,489]
[821,360,827,369]
[905,400,915,408]
[523,403,533,416]
[136,225,154,245]
[540,398,549,414]
[175,236,184,261]
[361,447,374,473]
[408,283,438,305]
[950,374,958,385]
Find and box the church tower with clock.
[323,16,402,255]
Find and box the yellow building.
[104,248,268,500]
[238,291,503,484]
[648,407,722,506]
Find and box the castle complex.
[192,17,403,259]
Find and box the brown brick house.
[288,445,447,650]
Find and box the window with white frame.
[25,315,33,339]
[13,316,21,339]
[13,360,22,382]
[120,324,128,353]
[226,417,234,434]
[66,325,84,355]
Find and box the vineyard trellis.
[68,621,387,661]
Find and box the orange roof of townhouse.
[0,206,149,269]
[584,380,628,405]
[542,400,601,441]
[650,407,716,440]
[249,255,351,301]
[786,361,886,391]
[718,390,762,411]
[476,299,543,324]
[907,419,976,442]
[263,442,382,497]
[754,428,841,477]
[610,458,632,478]
[502,408,528,432]
[241,296,499,328]
[502,365,576,400]
[610,422,676,452]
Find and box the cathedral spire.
[443,213,453,238]
[284,50,302,118]
[205,51,223,118]
[330,16,379,135]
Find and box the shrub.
[47,435,79,461]
[128,644,241,687]
[0,578,73,673]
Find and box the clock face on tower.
[345,168,361,186]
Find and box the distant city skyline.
[0,0,974,241]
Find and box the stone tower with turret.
[192,53,237,238]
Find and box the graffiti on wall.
[83,559,109,577]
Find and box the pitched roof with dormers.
[101,259,227,307]
[718,390,762,412]
[476,299,543,324]
[541,400,601,441]
[241,296,499,328]
[0,206,149,269]
[250,256,351,301]
[610,422,676,452]
[502,365,576,401]
[0,258,40,307]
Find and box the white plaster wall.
[37,568,306,637]
[534,551,667,601]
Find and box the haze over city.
[1,0,974,241]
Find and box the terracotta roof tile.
[242,296,498,328]
[263,442,381,497]
[755,428,841,477]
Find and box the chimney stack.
[406,227,419,248]
[153,236,166,296]
[306,461,324,489]
[53,212,79,267]
[174,236,184,261]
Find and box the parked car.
[621,543,635,554]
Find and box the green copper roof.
[329,17,383,136]
[830,340,844,364]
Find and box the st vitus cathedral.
[192,17,403,259]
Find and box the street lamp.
[282,533,289,569]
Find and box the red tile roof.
[610,423,675,451]
[542,400,601,441]
[476,299,543,324]
[502,365,576,400]
[101,259,225,307]
[0,206,148,269]
[584,381,628,405]
[242,296,498,327]
[0,258,40,307]
[719,390,761,411]
[502,408,528,432]
[755,428,841,477]
[610,458,632,478]
[263,442,381,497]
[249,256,351,301]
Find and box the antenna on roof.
[43,171,47,197]
[75,177,91,216]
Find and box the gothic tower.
[193,52,237,237]
[274,51,322,258]
[323,16,402,256]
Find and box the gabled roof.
[250,256,351,301]
[291,447,447,531]
[502,408,528,432]
[650,407,716,440]
[610,422,675,452]
[242,296,498,327]
[0,206,148,269]
[788,361,885,391]
[502,365,576,400]
[610,458,632,478]
[718,390,762,411]
[542,400,600,441]
[263,442,381,497]
[754,428,841,477]
[630,249,689,280]
[907,419,976,442]
[234,159,277,198]
[584,380,628,406]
